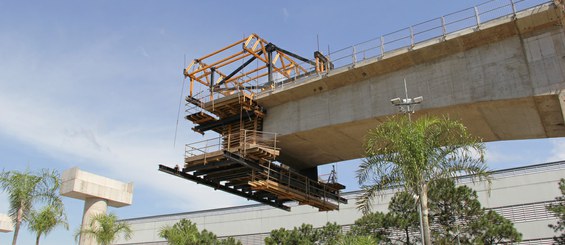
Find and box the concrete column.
[79,198,108,245]
[60,167,133,245]
[0,213,13,233]
[0,214,13,245]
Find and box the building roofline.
[121,160,565,222]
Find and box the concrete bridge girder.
[257,4,565,169]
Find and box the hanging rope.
[173,55,188,148]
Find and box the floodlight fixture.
[390,78,423,117]
[390,97,402,105]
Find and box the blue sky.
[0,0,561,244]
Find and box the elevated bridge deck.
[256,1,565,169]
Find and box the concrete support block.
[60,167,133,245]
[0,214,13,233]
[60,167,133,207]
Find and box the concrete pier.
[0,214,13,233]
[60,167,133,245]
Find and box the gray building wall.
[116,161,565,245]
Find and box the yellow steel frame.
[183,34,312,100]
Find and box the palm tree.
[0,169,61,245]
[76,213,132,245]
[356,115,489,245]
[27,204,68,245]
[159,218,200,245]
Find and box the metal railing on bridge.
[258,0,552,95]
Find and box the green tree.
[27,204,68,245]
[469,210,522,244]
[218,236,243,245]
[159,219,200,245]
[426,179,520,244]
[357,116,489,244]
[265,223,320,245]
[547,178,565,244]
[318,222,343,245]
[428,179,483,243]
[159,218,242,245]
[199,229,219,244]
[265,223,348,245]
[337,234,378,245]
[387,191,420,244]
[349,212,391,243]
[0,169,62,245]
[264,227,292,245]
[76,213,132,245]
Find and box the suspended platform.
[159,34,344,211]
[159,128,346,211]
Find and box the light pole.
[390,78,423,121]
[392,78,424,244]
[413,194,425,245]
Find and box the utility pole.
[391,78,425,244]
[390,78,423,120]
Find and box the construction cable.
[174,55,188,148]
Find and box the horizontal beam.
[194,110,256,132]
[158,164,291,211]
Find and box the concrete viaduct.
[256,2,565,170]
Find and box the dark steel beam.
[274,45,316,65]
[183,160,235,172]
[215,50,262,87]
[194,111,256,132]
[159,164,290,211]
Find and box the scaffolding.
[159,34,344,211]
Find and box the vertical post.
[474,6,481,28]
[210,67,215,89]
[243,130,247,156]
[510,0,517,15]
[189,78,194,97]
[403,78,412,122]
[417,198,425,245]
[380,36,385,57]
[410,26,415,48]
[441,16,447,37]
[267,51,273,85]
[352,46,357,64]
[267,161,271,181]
[227,133,231,152]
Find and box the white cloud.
[546,138,565,163]
[138,46,150,57]
[282,8,289,22]
[0,85,244,212]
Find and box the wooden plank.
[249,180,339,211]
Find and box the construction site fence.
[257,0,551,95]
[185,130,279,159]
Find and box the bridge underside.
[259,3,565,170]
[275,94,565,169]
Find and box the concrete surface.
[60,167,133,207]
[0,214,13,233]
[60,167,133,245]
[256,3,565,169]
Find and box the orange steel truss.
[183,34,319,100]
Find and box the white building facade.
[116,161,565,244]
